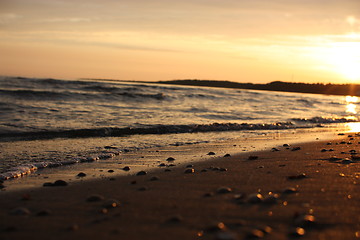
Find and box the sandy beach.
[0,132,360,240]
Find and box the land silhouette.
[157,79,360,96]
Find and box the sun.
[327,40,360,81]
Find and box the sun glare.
[327,41,360,81]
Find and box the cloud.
[0,13,22,24]
[39,17,92,23]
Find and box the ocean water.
[0,76,358,180]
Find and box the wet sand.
[1,133,360,240]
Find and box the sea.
[0,76,359,180]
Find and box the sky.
[1,0,360,83]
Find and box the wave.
[292,116,358,123]
[0,122,298,141]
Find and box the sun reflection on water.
[345,96,358,114]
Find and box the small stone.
[224,153,231,157]
[103,199,120,209]
[138,187,148,191]
[247,193,264,203]
[203,192,215,197]
[77,172,86,177]
[150,176,159,181]
[10,207,31,216]
[283,187,298,194]
[321,149,327,152]
[166,215,183,223]
[53,180,68,186]
[247,229,264,238]
[292,147,301,151]
[206,222,227,232]
[158,163,166,167]
[166,157,175,162]
[122,166,131,171]
[136,171,147,176]
[186,164,194,168]
[283,144,290,147]
[271,148,280,152]
[87,194,104,202]
[108,170,114,173]
[342,159,354,164]
[216,186,233,194]
[36,209,52,216]
[287,173,307,180]
[263,194,279,204]
[248,155,259,160]
[207,152,216,155]
[289,227,305,237]
[219,168,228,172]
[184,168,195,174]
[294,214,316,227]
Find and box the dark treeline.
[157,79,360,96]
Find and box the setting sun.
[328,41,360,81]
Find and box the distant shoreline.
[156,79,360,97]
[83,78,360,97]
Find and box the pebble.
[166,157,175,162]
[206,222,227,232]
[136,171,147,176]
[77,172,87,177]
[103,199,120,209]
[283,144,290,147]
[341,159,354,164]
[123,166,131,171]
[271,148,280,152]
[263,194,279,204]
[294,214,316,227]
[158,163,166,167]
[291,147,301,151]
[10,207,31,216]
[203,192,215,197]
[216,186,233,194]
[287,173,307,180]
[246,193,264,203]
[43,180,68,187]
[108,170,114,173]
[247,229,264,238]
[224,153,231,157]
[54,180,68,186]
[186,164,194,168]
[207,152,216,155]
[166,215,183,223]
[150,176,160,181]
[86,194,105,202]
[283,187,298,194]
[289,227,305,237]
[184,168,195,174]
[36,209,52,216]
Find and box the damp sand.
[1,133,360,240]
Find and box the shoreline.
[1,131,360,239]
[1,128,344,191]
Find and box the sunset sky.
[1,0,360,83]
